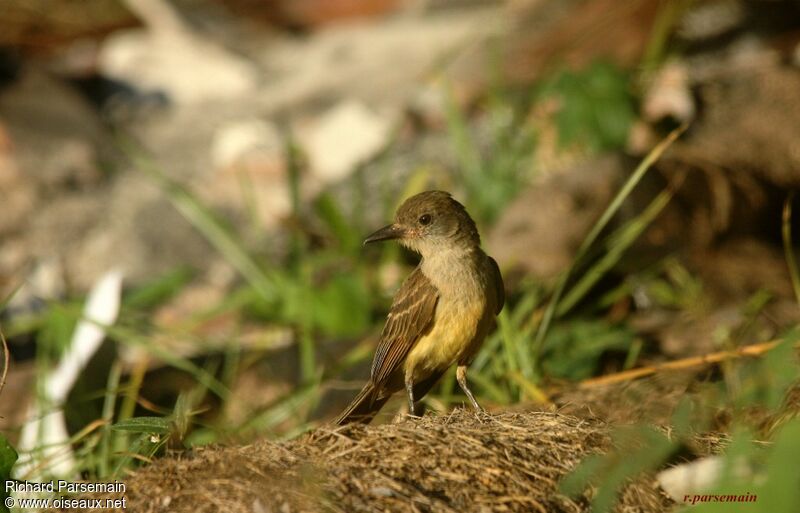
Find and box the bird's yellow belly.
[404,299,484,380]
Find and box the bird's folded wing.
[370,268,439,386]
[489,256,505,314]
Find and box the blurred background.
[1,0,800,503]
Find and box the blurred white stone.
[6,258,66,315]
[409,83,449,127]
[99,0,258,104]
[657,456,724,501]
[298,100,394,184]
[255,9,501,110]
[212,119,283,170]
[657,455,757,502]
[205,118,293,228]
[643,61,695,123]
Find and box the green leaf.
[756,419,800,513]
[312,273,370,337]
[541,320,634,380]
[0,435,17,480]
[0,435,18,513]
[315,193,360,254]
[111,416,171,435]
[538,60,635,152]
[37,303,79,358]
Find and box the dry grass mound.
[74,410,672,513]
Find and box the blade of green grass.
[98,361,122,478]
[556,175,681,315]
[119,137,278,305]
[444,85,482,189]
[0,279,26,314]
[239,380,321,435]
[296,261,316,385]
[105,323,229,399]
[117,354,149,429]
[465,370,511,405]
[315,193,360,253]
[640,0,692,74]
[507,371,549,403]
[123,267,194,310]
[533,123,687,357]
[782,193,800,305]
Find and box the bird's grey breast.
[421,249,488,310]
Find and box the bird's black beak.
[363,223,405,245]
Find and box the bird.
[334,190,504,425]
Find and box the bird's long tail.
[334,381,389,425]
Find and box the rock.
[642,61,695,123]
[675,0,745,42]
[0,69,108,193]
[295,100,395,184]
[488,154,623,281]
[0,0,508,296]
[658,306,743,357]
[4,257,66,317]
[0,68,115,291]
[692,238,796,300]
[211,118,283,171]
[657,455,754,503]
[0,122,35,237]
[22,192,105,290]
[16,171,216,291]
[98,0,258,105]
[252,7,500,109]
[657,456,724,502]
[68,176,216,290]
[673,64,800,187]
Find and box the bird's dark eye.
[419,214,432,225]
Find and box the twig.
[578,339,796,388]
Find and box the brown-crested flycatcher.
[335,190,505,425]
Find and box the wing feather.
[370,268,439,387]
[489,256,505,314]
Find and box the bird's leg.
[456,365,483,412]
[405,373,417,416]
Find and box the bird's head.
[364,190,480,255]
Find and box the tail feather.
[334,382,389,425]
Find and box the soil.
[67,367,800,513]
[71,410,671,513]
